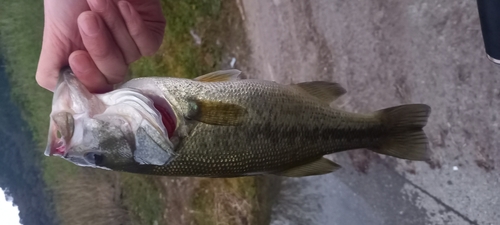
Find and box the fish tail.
[371,104,431,161]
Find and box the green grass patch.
[0,0,51,146]
[130,0,223,79]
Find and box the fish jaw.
[44,67,178,170]
[45,111,74,157]
[44,67,106,157]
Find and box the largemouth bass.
[44,67,431,177]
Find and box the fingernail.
[89,0,107,11]
[80,14,100,37]
[71,53,92,74]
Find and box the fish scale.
[116,78,388,177]
[46,68,431,177]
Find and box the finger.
[36,0,89,92]
[78,11,128,85]
[69,50,112,93]
[36,36,70,92]
[117,1,165,56]
[87,0,141,64]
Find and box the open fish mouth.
[44,67,92,157]
[46,131,66,157]
[45,111,74,157]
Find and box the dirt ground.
[238,0,500,224]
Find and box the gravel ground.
[238,0,500,224]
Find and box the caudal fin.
[372,104,431,161]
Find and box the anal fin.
[292,81,346,104]
[275,158,341,177]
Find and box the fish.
[44,67,431,177]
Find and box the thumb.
[36,38,70,92]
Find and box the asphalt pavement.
[239,0,500,224]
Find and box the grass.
[192,176,280,225]
[120,174,165,225]
[129,0,226,80]
[193,178,256,225]
[0,0,270,225]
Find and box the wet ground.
[238,0,500,224]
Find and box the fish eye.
[84,152,104,165]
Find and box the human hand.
[36,0,166,93]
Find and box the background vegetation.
[0,59,58,225]
[0,0,274,224]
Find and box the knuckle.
[88,42,112,58]
[128,23,142,37]
[102,65,127,85]
[103,16,121,33]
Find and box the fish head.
[44,67,177,171]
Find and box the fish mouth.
[44,66,93,157]
[47,137,67,157]
[45,111,74,157]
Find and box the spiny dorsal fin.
[292,81,346,104]
[193,69,244,82]
[275,158,341,177]
[186,99,247,126]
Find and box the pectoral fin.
[187,99,247,126]
[134,124,175,166]
[194,69,244,82]
[292,81,346,104]
[275,158,341,177]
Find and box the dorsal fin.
[292,81,346,104]
[193,69,244,82]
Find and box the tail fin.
[372,104,431,161]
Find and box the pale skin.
[36,0,166,93]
